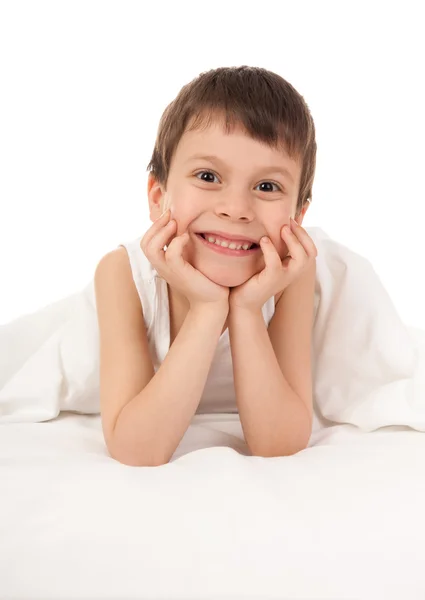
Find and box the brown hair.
[146,66,316,218]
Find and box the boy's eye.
[257,181,281,193]
[195,170,219,184]
[194,170,283,192]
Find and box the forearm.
[112,304,228,466]
[228,308,311,457]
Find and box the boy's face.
[148,117,309,288]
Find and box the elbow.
[250,396,313,458]
[103,416,171,467]
[250,443,308,458]
[118,457,169,467]
[110,447,170,467]
[250,427,312,458]
[107,436,170,468]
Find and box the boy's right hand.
[140,210,230,310]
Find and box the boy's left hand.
[229,218,318,312]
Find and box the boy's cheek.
[270,235,289,260]
[172,212,201,240]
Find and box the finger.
[259,236,282,271]
[144,219,177,263]
[281,225,307,262]
[288,221,318,257]
[164,232,191,271]
[140,209,171,252]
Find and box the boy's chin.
[196,264,254,288]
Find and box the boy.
[94,65,318,466]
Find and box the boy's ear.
[296,201,311,227]
[147,173,165,222]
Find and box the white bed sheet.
[1,413,425,600]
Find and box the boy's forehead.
[182,119,292,158]
[177,118,300,179]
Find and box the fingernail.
[261,236,270,243]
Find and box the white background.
[0,0,423,328]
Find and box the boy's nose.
[214,195,255,222]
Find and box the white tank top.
[118,235,276,414]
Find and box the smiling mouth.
[195,233,260,256]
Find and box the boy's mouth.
[195,232,260,257]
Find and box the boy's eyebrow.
[185,154,295,184]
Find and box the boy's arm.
[228,260,316,458]
[113,304,228,466]
[95,249,228,467]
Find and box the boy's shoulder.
[94,247,143,312]
[95,246,132,279]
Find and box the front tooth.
[206,235,249,250]
[218,240,244,249]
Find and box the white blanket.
[1,414,425,599]
[1,227,424,432]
